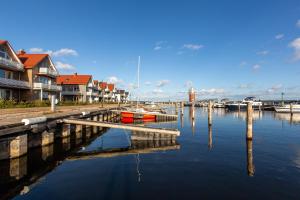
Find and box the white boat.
[274,104,300,113]
[226,97,262,111]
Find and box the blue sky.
[1,0,300,100]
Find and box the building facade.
[57,73,94,103]
[0,40,31,101]
[17,50,61,101]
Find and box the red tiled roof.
[108,84,115,91]
[0,40,7,45]
[99,82,107,90]
[17,53,48,69]
[57,74,92,85]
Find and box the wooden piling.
[290,103,293,116]
[208,124,212,150]
[208,101,212,126]
[246,102,253,140]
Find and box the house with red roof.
[57,73,97,103]
[17,50,61,101]
[0,40,30,101]
[98,81,117,102]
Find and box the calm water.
[1,107,300,200]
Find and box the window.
[0,69,4,78]
[38,76,49,84]
[5,71,13,79]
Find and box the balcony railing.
[0,77,30,89]
[0,57,24,71]
[61,91,82,95]
[39,68,58,77]
[33,82,62,91]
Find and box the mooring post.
[41,130,54,146]
[290,103,293,116]
[246,139,255,176]
[93,115,99,133]
[51,94,56,112]
[62,124,71,138]
[246,102,253,140]
[208,101,212,126]
[9,135,28,159]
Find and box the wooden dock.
[63,118,180,136]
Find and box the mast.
[137,56,141,108]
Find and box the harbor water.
[1,107,300,199]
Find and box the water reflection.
[208,125,213,150]
[246,140,255,176]
[274,113,300,125]
[189,106,195,134]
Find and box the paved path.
[0,104,126,126]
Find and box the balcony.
[61,90,82,95]
[33,82,62,91]
[39,68,58,77]
[0,77,30,89]
[0,57,24,71]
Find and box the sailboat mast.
[137,56,141,108]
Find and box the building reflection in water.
[274,113,300,125]
[189,106,195,134]
[228,110,262,121]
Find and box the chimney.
[74,72,77,76]
[17,49,26,55]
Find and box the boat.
[120,56,163,123]
[274,104,300,113]
[214,102,225,108]
[225,97,263,111]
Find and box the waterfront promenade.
[0,104,126,126]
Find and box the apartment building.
[17,50,61,101]
[57,73,95,103]
[0,40,30,101]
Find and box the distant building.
[189,87,196,103]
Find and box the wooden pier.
[63,118,180,136]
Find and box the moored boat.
[274,104,300,113]
[225,97,262,111]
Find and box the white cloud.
[257,50,269,55]
[127,83,138,90]
[275,34,284,40]
[198,88,226,96]
[252,64,261,70]
[182,44,204,50]
[154,46,162,50]
[152,89,163,94]
[144,81,151,86]
[29,47,78,57]
[296,19,300,28]
[156,80,170,87]
[184,80,193,88]
[153,41,167,51]
[267,84,283,94]
[107,76,123,84]
[238,83,252,89]
[289,37,300,61]
[55,61,75,70]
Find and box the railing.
[33,82,62,91]
[61,91,82,95]
[0,57,24,71]
[0,77,30,89]
[39,68,58,76]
